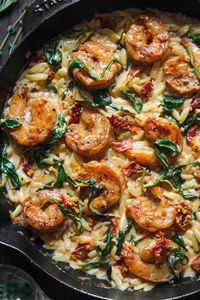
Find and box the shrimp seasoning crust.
[1,8,200,293]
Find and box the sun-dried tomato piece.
[22,157,33,177]
[191,255,200,273]
[71,242,92,261]
[152,232,169,264]
[190,96,200,115]
[186,125,200,145]
[112,141,132,152]
[175,203,192,231]
[111,115,141,135]
[70,102,83,124]
[122,161,143,177]
[111,216,119,234]
[97,16,114,28]
[140,80,153,103]
[194,168,200,181]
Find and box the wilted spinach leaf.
[154,138,179,171]
[44,39,62,66]
[0,118,21,129]
[0,139,20,189]
[116,218,132,256]
[168,248,189,283]
[121,90,143,113]
[162,94,185,115]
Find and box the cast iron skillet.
[0,1,200,299]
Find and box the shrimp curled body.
[78,161,122,214]
[144,116,183,150]
[23,190,67,232]
[127,185,175,231]
[126,15,169,64]
[121,237,179,282]
[65,110,111,157]
[164,38,200,94]
[7,88,58,147]
[70,41,120,89]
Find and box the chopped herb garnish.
[7,25,17,35]
[121,90,143,114]
[0,118,21,129]
[0,0,17,13]
[44,38,62,66]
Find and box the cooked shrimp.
[23,190,67,232]
[121,237,180,282]
[164,38,200,94]
[144,117,183,150]
[70,41,120,89]
[125,145,160,168]
[125,15,169,64]
[78,161,122,214]
[127,184,175,232]
[65,109,111,157]
[7,87,58,147]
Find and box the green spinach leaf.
[121,90,143,114]
[187,33,200,45]
[172,232,186,249]
[162,94,185,115]
[0,139,20,189]
[154,138,179,171]
[0,118,21,129]
[44,39,62,66]
[116,218,132,256]
[168,248,189,283]
[182,112,200,132]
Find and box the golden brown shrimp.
[125,15,169,64]
[23,190,67,233]
[164,38,200,94]
[125,145,160,168]
[127,184,175,232]
[65,109,111,157]
[121,236,181,282]
[78,161,122,214]
[70,41,120,89]
[7,87,58,147]
[144,117,183,150]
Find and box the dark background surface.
[0,1,199,300]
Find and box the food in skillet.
[1,8,200,291]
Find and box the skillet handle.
[23,0,80,35]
